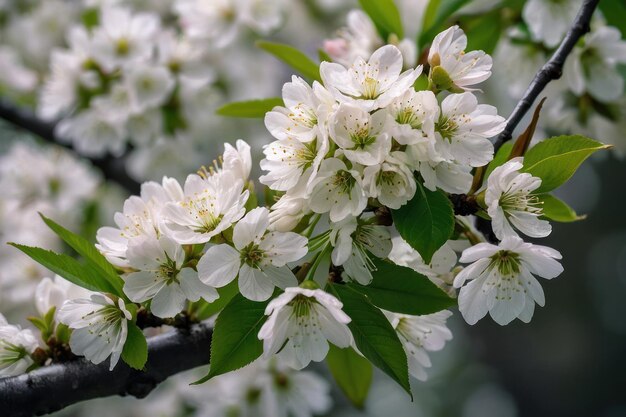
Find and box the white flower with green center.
[58,294,133,370]
[91,7,160,71]
[362,153,417,209]
[265,76,331,144]
[198,207,307,301]
[385,89,439,145]
[385,310,453,381]
[428,26,492,92]
[308,158,367,223]
[330,103,390,166]
[434,92,506,167]
[258,287,352,370]
[161,171,249,244]
[330,216,392,285]
[486,158,551,240]
[454,236,563,325]
[320,44,421,111]
[125,64,176,112]
[0,314,39,377]
[565,26,626,103]
[123,236,218,318]
[260,137,328,192]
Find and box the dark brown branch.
[492,0,600,153]
[0,322,212,417]
[0,100,140,194]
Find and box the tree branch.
[492,0,600,153]
[0,100,140,195]
[0,322,212,417]
[475,0,600,242]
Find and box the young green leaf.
[348,259,456,315]
[392,181,454,264]
[216,98,284,118]
[358,0,404,39]
[40,214,124,296]
[538,194,585,223]
[8,243,119,294]
[462,10,503,55]
[522,135,611,193]
[257,41,321,82]
[330,284,411,397]
[121,322,148,370]
[194,293,270,384]
[326,344,373,409]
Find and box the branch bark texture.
[0,323,212,417]
[492,0,600,152]
[0,100,140,194]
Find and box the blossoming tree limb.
[0,0,612,415]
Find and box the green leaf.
[326,344,373,408]
[348,259,456,315]
[216,98,284,118]
[538,194,585,223]
[392,182,454,264]
[420,0,471,47]
[194,280,240,321]
[194,293,270,384]
[484,142,513,178]
[40,214,124,296]
[257,41,321,82]
[330,284,411,396]
[358,0,404,39]
[8,243,119,294]
[122,322,148,370]
[599,1,626,37]
[522,135,611,193]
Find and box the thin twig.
[493,0,600,152]
[0,100,140,194]
[476,0,600,242]
[0,322,212,417]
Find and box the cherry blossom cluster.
[9,25,566,387]
[38,5,216,159]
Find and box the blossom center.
[240,243,265,268]
[332,170,356,195]
[490,250,521,276]
[362,77,380,99]
[436,116,458,141]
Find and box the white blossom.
[124,236,218,318]
[0,314,39,377]
[35,275,93,317]
[385,310,453,380]
[91,7,160,71]
[58,294,133,370]
[454,236,563,325]
[486,158,552,240]
[330,217,392,285]
[523,0,582,48]
[258,287,352,370]
[308,158,367,223]
[161,172,248,244]
[330,103,390,166]
[428,26,492,91]
[565,26,626,103]
[126,64,176,112]
[434,92,506,167]
[362,153,417,209]
[320,45,421,111]
[198,207,306,301]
